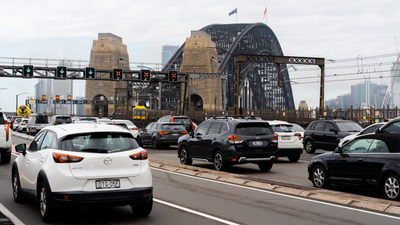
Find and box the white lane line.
[151,167,400,221]
[0,203,25,225]
[154,198,240,225]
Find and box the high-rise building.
[162,45,179,68]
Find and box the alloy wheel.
[384,176,400,199]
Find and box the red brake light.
[129,150,148,160]
[294,133,302,140]
[132,128,138,130]
[228,135,243,144]
[159,131,169,135]
[53,153,84,163]
[272,134,278,142]
[5,120,9,142]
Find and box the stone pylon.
[84,33,130,118]
[179,31,222,113]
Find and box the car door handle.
[213,137,217,141]
[357,158,364,162]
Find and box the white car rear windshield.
[60,132,139,153]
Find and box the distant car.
[137,122,188,149]
[10,116,22,128]
[177,116,279,171]
[0,110,12,163]
[52,115,72,125]
[27,114,50,134]
[110,120,139,138]
[338,122,385,147]
[17,119,29,133]
[12,124,153,222]
[303,119,363,153]
[157,115,195,133]
[78,117,97,122]
[290,123,305,138]
[12,118,22,131]
[266,121,303,162]
[308,133,400,200]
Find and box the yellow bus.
[133,106,147,120]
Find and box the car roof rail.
[209,115,261,121]
[319,116,346,120]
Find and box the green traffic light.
[88,70,93,75]
[26,68,31,73]
[60,69,65,74]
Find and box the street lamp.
[0,88,7,91]
[16,92,28,110]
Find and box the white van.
[27,114,50,134]
[0,110,12,163]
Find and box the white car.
[338,122,386,147]
[17,118,29,133]
[0,110,12,163]
[12,123,153,222]
[12,118,22,131]
[110,120,139,138]
[266,120,303,162]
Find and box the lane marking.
[151,167,400,221]
[154,198,240,225]
[0,203,25,225]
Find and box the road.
[0,135,399,224]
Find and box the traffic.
[1,108,400,224]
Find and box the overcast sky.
[1,0,399,112]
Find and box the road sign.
[168,70,178,82]
[85,67,96,79]
[56,66,67,79]
[113,68,123,80]
[23,65,34,78]
[140,69,151,81]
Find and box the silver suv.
[0,110,12,163]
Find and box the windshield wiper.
[81,148,109,153]
[256,133,269,136]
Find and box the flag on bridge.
[263,7,267,19]
[229,8,237,16]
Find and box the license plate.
[252,141,263,146]
[172,133,179,136]
[282,136,291,140]
[95,179,120,189]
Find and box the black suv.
[303,119,362,153]
[158,115,195,133]
[177,116,278,171]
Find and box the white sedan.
[266,120,304,162]
[110,120,139,138]
[12,123,153,222]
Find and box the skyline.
[1,0,399,112]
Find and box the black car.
[177,116,279,171]
[303,119,362,153]
[157,115,195,133]
[308,133,400,200]
[137,122,188,149]
[376,117,400,133]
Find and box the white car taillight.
[53,153,84,163]
[4,120,10,142]
[129,150,148,160]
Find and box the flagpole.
[236,6,238,23]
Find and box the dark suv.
[177,116,278,171]
[158,115,195,133]
[303,119,362,153]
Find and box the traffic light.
[168,70,178,82]
[56,66,67,79]
[61,100,66,104]
[23,65,34,78]
[140,69,151,81]
[93,100,98,105]
[127,87,133,98]
[113,68,123,80]
[73,100,78,104]
[35,99,40,103]
[83,100,87,104]
[55,95,60,103]
[103,100,108,105]
[128,81,133,86]
[41,95,46,101]
[67,95,72,101]
[85,67,95,79]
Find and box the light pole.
[16,92,28,111]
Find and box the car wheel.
[1,151,11,164]
[137,137,143,147]
[305,140,316,153]
[12,168,28,203]
[382,174,400,200]
[179,146,192,165]
[312,165,329,188]
[213,151,226,171]
[132,197,153,217]
[39,182,55,222]
[288,154,301,162]
[258,162,273,171]
[152,138,159,149]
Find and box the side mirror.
[329,128,338,134]
[189,130,194,137]
[15,143,27,156]
[375,128,383,134]
[335,146,342,154]
[142,128,147,132]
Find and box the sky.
[1,0,399,112]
